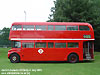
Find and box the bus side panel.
[65,41,83,61]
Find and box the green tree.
[0,27,11,47]
[48,0,100,51]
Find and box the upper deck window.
[12,25,22,30]
[23,25,34,30]
[55,25,66,30]
[35,25,46,30]
[48,25,54,30]
[79,26,90,31]
[67,26,78,31]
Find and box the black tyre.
[10,54,20,63]
[68,54,79,63]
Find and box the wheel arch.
[68,52,79,57]
[9,52,20,59]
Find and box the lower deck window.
[68,43,79,48]
[22,43,34,48]
[55,43,66,48]
[48,42,54,48]
[35,42,46,48]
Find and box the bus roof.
[12,22,91,26]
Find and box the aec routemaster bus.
[8,22,94,63]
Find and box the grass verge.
[0,48,100,75]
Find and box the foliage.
[48,0,100,50]
[0,27,11,46]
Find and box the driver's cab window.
[12,41,21,48]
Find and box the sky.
[0,0,55,29]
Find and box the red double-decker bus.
[8,22,94,63]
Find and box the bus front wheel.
[68,53,79,63]
[10,54,20,63]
